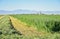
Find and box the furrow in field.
[10,16,42,37]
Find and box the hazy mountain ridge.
[0,9,38,14]
[0,9,60,14]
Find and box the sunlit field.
[0,14,60,39]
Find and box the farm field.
[11,14,60,39]
[12,14,60,32]
[0,14,60,39]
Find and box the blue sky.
[0,0,60,11]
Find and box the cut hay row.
[0,16,4,19]
[9,16,42,37]
[0,16,23,39]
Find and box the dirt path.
[9,16,41,37]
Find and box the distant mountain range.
[0,9,38,14]
[0,9,60,14]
